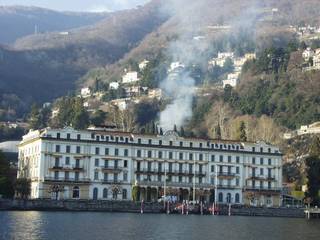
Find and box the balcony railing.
[217,172,236,177]
[101,166,122,172]
[247,175,276,180]
[102,180,123,184]
[216,184,239,189]
[44,177,90,183]
[136,180,212,189]
[49,165,84,171]
[243,186,281,192]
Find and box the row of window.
[54,132,276,154]
[94,172,128,182]
[92,187,127,200]
[54,144,276,166]
[136,174,205,184]
[94,159,128,168]
[218,192,240,203]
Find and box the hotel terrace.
[17,127,283,207]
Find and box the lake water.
[0,211,320,240]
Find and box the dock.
[304,208,320,219]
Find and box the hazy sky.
[0,0,150,12]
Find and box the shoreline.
[0,199,305,218]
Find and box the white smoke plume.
[159,72,195,131]
[158,0,209,131]
[158,0,265,131]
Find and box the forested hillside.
[0,6,108,44]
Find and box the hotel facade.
[17,127,283,207]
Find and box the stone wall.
[0,199,305,218]
[0,199,162,213]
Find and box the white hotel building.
[18,127,283,207]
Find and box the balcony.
[73,165,84,171]
[243,186,281,193]
[101,166,122,173]
[247,175,276,181]
[49,165,84,171]
[44,177,90,183]
[216,184,238,189]
[102,180,123,185]
[136,180,213,189]
[217,172,236,178]
[51,165,63,170]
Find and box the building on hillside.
[81,88,91,98]
[122,71,140,84]
[139,59,149,71]
[312,52,320,67]
[218,52,234,59]
[302,48,315,61]
[222,73,240,88]
[109,82,120,90]
[168,62,185,73]
[244,53,256,60]
[17,127,283,207]
[297,122,320,135]
[110,98,131,111]
[124,86,143,97]
[148,88,162,100]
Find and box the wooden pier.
[304,208,320,219]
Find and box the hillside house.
[302,48,315,61]
[122,71,139,84]
[139,59,149,71]
[109,82,119,90]
[81,87,91,97]
[168,62,185,73]
[148,88,162,99]
[297,122,320,135]
[223,72,240,88]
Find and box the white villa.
[122,71,140,84]
[17,127,283,207]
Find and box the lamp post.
[193,157,196,203]
[214,164,218,215]
[164,161,167,209]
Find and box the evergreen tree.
[0,151,14,198]
[180,126,185,137]
[239,121,247,142]
[173,124,177,132]
[72,98,89,130]
[305,137,320,205]
[28,103,41,129]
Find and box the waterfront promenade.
[0,199,305,218]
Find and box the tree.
[90,110,106,126]
[223,57,234,73]
[299,41,307,50]
[305,137,320,205]
[215,124,222,140]
[28,103,41,129]
[50,97,89,130]
[134,100,160,127]
[239,121,247,142]
[180,126,185,137]
[132,185,139,202]
[15,178,31,199]
[173,124,177,132]
[0,151,14,198]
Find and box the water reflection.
[1,212,320,240]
